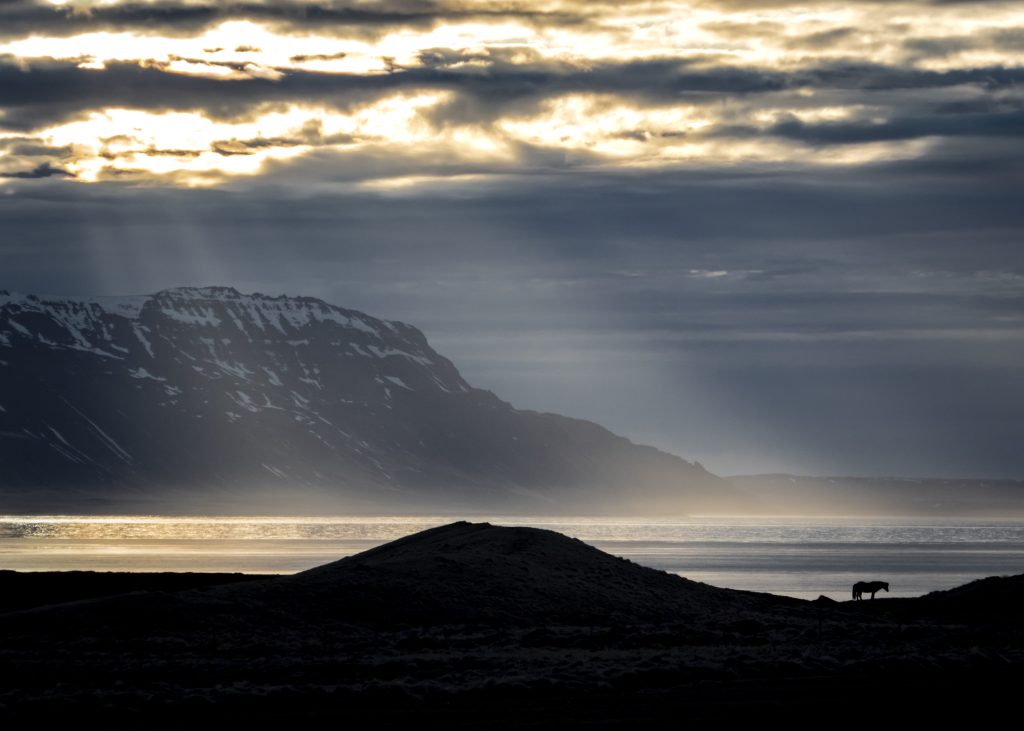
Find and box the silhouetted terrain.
[1,522,1022,725]
[0,570,267,615]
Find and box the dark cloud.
[902,36,978,60]
[289,52,349,63]
[714,106,1024,146]
[0,1,589,41]
[0,162,74,178]
[800,63,1024,91]
[781,27,859,50]
[0,137,74,158]
[0,162,73,178]
[0,57,392,130]
[0,54,785,136]
[7,52,1024,136]
[700,20,785,38]
[990,27,1024,50]
[211,130,318,155]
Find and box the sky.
[1,0,1023,478]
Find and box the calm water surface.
[3,514,1024,600]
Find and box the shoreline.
[2,523,1023,723]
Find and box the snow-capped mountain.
[0,287,734,513]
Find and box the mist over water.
[3,515,1024,601]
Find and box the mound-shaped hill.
[286,521,795,625]
[3,522,794,633]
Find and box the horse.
[852,580,889,600]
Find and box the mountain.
[0,286,736,513]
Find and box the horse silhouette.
[852,580,889,600]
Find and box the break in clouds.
[1,1,1023,477]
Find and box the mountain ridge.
[0,286,735,514]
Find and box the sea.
[3,514,1024,601]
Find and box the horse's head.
[882,582,890,592]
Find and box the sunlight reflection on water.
[3,515,1024,600]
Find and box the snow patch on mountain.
[129,367,165,381]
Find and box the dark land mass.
[0,570,268,615]
[0,288,731,514]
[2,521,1023,726]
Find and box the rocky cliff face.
[0,286,735,513]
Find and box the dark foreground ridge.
[0,522,793,632]
[2,522,1023,726]
[0,569,266,615]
